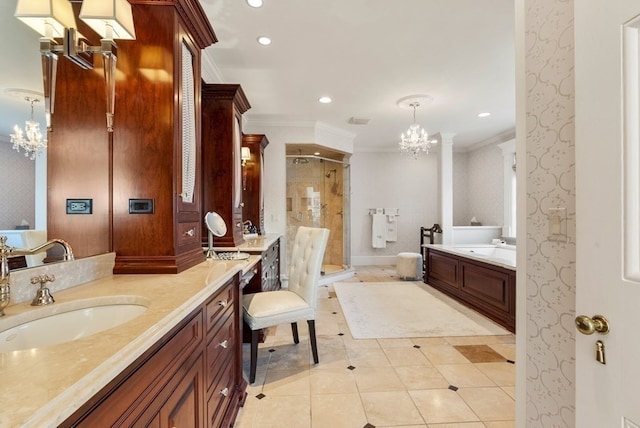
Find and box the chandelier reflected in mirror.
[10,96,47,160]
[397,95,437,159]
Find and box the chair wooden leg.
[307,320,319,364]
[250,329,259,384]
[291,322,299,344]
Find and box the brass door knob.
[575,314,610,335]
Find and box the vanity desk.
[0,255,259,427]
[214,234,281,294]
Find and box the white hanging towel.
[384,208,398,242]
[371,213,387,248]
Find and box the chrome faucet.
[0,235,74,316]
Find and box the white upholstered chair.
[242,226,330,383]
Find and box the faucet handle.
[30,274,55,306]
[30,274,55,286]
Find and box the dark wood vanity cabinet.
[241,134,269,235]
[201,84,251,248]
[47,0,217,273]
[425,248,515,333]
[61,274,246,428]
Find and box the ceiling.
[0,0,515,153]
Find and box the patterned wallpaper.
[453,144,504,227]
[0,140,35,229]
[525,0,576,426]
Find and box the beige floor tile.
[361,391,425,426]
[409,389,479,424]
[384,346,433,366]
[412,337,451,347]
[235,266,520,427]
[309,368,358,394]
[378,338,416,348]
[420,344,471,365]
[251,395,311,428]
[353,366,405,392]
[346,346,392,367]
[445,335,513,346]
[266,342,311,372]
[394,366,450,390]
[435,364,496,387]
[427,423,486,428]
[484,421,516,428]
[501,386,516,399]
[475,362,515,386]
[311,393,368,427]
[343,337,382,349]
[262,369,310,396]
[457,387,515,421]
[488,343,516,361]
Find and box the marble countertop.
[211,233,281,252]
[0,255,260,428]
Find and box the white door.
[575,1,640,427]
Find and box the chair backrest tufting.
[287,226,330,310]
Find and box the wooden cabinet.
[241,134,269,235]
[244,238,281,294]
[61,274,246,428]
[425,248,515,332]
[47,0,217,273]
[201,84,251,248]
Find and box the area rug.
[333,281,511,339]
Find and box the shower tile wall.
[286,158,344,269]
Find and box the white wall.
[350,151,438,265]
[453,143,504,227]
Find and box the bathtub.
[422,243,516,332]
[434,244,516,270]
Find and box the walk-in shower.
[285,146,351,278]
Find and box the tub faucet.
[0,235,74,316]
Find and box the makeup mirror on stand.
[204,211,250,260]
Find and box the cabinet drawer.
[206,284,234,334]
[178,221,200,247]
[206,354,234,428]
[206,314,234,390]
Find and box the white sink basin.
[0,296,150,353]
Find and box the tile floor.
[234,265,516,428]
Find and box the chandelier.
[10,97,47,160]
[398,95,436,159]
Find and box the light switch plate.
[548,207,567,241]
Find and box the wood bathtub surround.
[47,0,217,274]
[424,247,516,332]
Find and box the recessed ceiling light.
[246,0,263,7]
[257,36,271,46]
[477,112,491,118]
[318,96,332,104]
[314,152,320,156]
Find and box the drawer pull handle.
[219,387,229,397]
[219,340,229,349]
[184,228,195,237]
[218,299,228,308]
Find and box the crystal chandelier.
[399,101,435,159]
[10,97,47,160]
